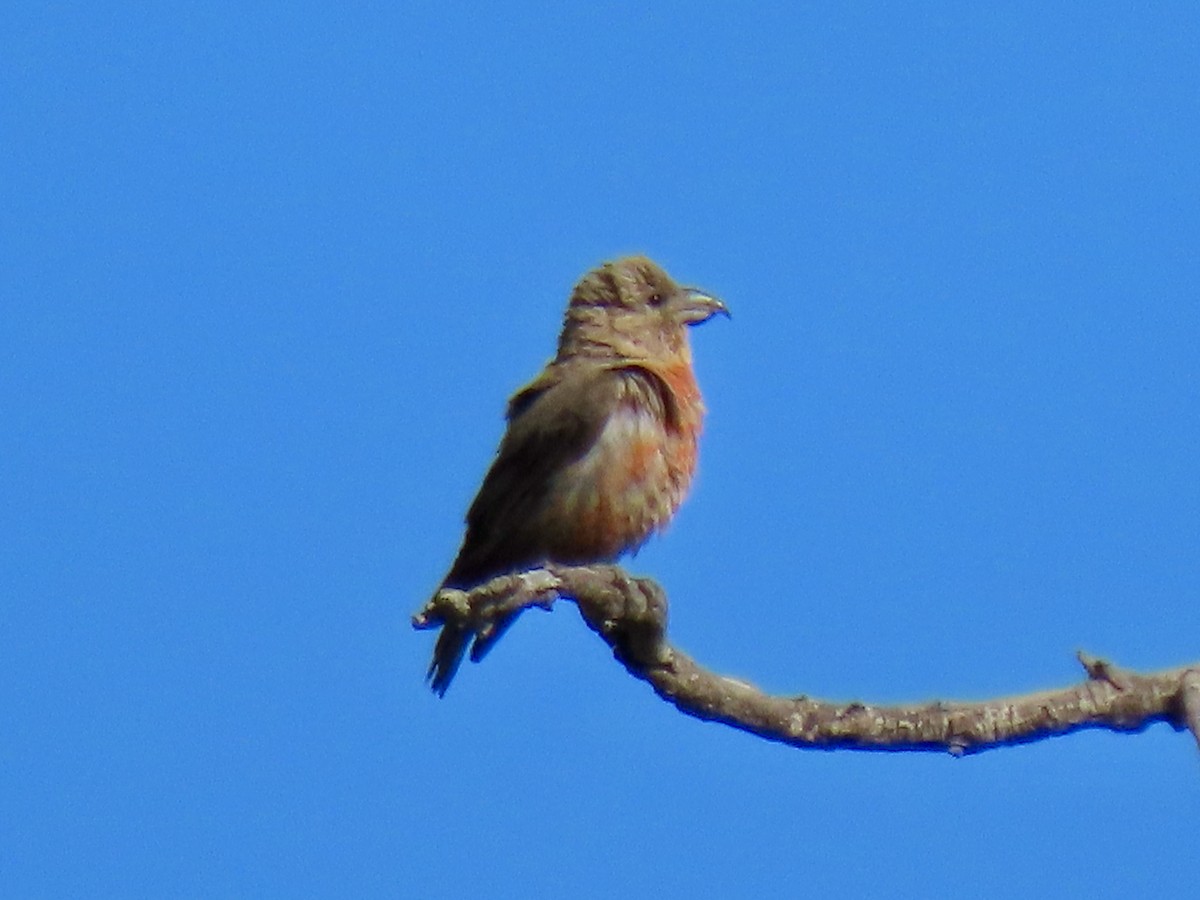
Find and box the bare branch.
[413,565,1199,755]
[1180,669,1200,751]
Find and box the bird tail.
[468,611,517,664]
[427,610,523,696]
[427,621,471,697]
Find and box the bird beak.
[677,287,730,325]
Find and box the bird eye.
[648,292,664,307]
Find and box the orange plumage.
[426,255,727,694]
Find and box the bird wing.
[446,363,616,587]
[430,362,673,693]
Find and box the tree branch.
[413,565,1200,755]
[1180,669,1200,751]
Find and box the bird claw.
[578,568,669,669]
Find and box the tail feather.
[468,611,518,664]
[427,622,471,697]
[427,610,525,695]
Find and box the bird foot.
[551,565,670,670]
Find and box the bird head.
[557,256,728,362]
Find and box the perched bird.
[426,255,728,695]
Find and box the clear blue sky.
[4,3,1198,897]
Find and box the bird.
[426,255,728,695]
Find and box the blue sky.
[4,3,1198,897]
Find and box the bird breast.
[545,369,702,561]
